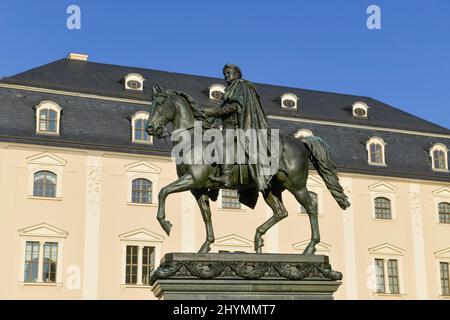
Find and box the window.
[209,84,225,100]
[352,101,369,118]
[367,137,386,165]
[125,245,138,285]
[24,241,40,283]
[134,118,151,142]
[281,93,298,110]
[132,178,152,204]
[439,202,450,224]
[124,73,145,91]
[300,192,318,214]
[131,111,152,144]
[33,171,56,198]
[430,144,449,171]
[43,242,58,283]
[374,197,391,219]
[142,246,155,285]
[125,245,155,285]
[35,101,62,135]
[39,109,57,132]
[24,241,59,284]
[440,262,450,296]
[211,90,224,100]
[222,189,241,209]
[374,258,400,294]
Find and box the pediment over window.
[368,181,397,193]
[18,223,68,238]
[125,160,161,174]
[27,152,67,166]
[432,187,450,198]
[434,247,450,258]
[293,240,331,254]
[368,243,404,256]
[119,228,164,242]
[213,234,253,248]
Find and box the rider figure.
[203,64,272,191]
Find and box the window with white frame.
[299,192,318,214]
[375,258,400,294]
[281,93,298,110]
[294,129,313,139]
[124,73,145,91]
[131,178,152,204]
[18,223,67,286]
[33,170,57,198]
[438,202,450,224]
[131,111,152,144]
[221,189,241,209]
[35,101,62,135]
[440,262,450,296]
[366,137,386,165]
[352,101,369,119]
[119,228,163,287]
[209,84,225,101]
[430,144,449,171]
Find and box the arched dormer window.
[430,144,449,172]
[209,84,225,101]
[124,73,145,91]
[353,101,369,118]
[294,129,313,139]
[366,136,386,166]
[281,93,298,110]
[35,101,62,135]
[131,111,152,144]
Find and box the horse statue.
[146,85,350,254]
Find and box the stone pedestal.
[150,253,342,300]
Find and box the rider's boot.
[210,164,233,188]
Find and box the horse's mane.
[166,90,217,129]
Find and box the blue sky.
[0,0,449,129]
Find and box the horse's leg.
[290,187,320,254]
[254,189,288,253]
[193,191,215,253]
[157,173,195,236]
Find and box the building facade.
[0,53,449,300]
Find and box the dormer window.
[131,111,152,144]
[430,143,449,171]
[366,136,386,166]
[209,84,225,101]
[124,73,145,91]
[294,129,313,139]
[35,101,62,135]
[281,93,298,110]
[353,101,369,118]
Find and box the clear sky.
[0,0,449,129]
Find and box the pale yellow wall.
[0,142,449,300]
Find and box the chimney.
[66,53,89,61]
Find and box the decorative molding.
[27,152,67,166]
[124,160,161,174]
[211,234,253,252]
[368,243,405,256]
[119,228,164,242]
[432,187,450,198]
[368,181,397,193]
[293,240,331,254]
[18,223,68,238]
[434,247,450,259]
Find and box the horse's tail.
[302,136,350,210]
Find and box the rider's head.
[223,64,242,84]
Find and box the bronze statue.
[146,64,350,255]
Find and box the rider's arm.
[203,102,240,117]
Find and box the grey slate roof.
[2,58,450,136]
[0,58,449,183]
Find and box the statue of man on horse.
[201,64,273,192]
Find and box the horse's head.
[147,85,176,138]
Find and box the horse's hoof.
[255,247,262,254]
[302,246,316,255]
[198,242,211,254]
[160,221,173,236]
